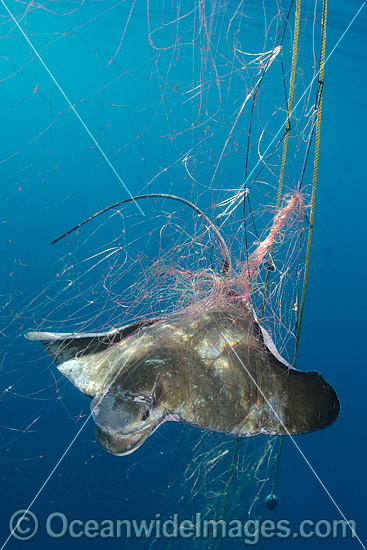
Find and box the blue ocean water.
[0,1,366,549]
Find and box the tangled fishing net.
[0,1,329,547]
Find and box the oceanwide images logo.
[8,510,357,544]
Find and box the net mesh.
[0,1,326,547]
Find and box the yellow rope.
[259,7,327,543]
[263,5,328,536]
[276,0,301,209]
[261,0,301,317]
[293,0,328,363]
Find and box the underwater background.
[0,1,366,549]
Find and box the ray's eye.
[142,409,150,421]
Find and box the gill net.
[0,1,329,548]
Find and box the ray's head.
[91,388,163,456]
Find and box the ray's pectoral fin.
[255,348,340,436]
[91,388,164,456]
[24,318,159,397]
[277,367,340,435]
[25,319,159,363]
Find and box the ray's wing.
[25,318,161,397]
[25,319,159,364]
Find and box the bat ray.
[26,192,339,456]
[25,298,339,456]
